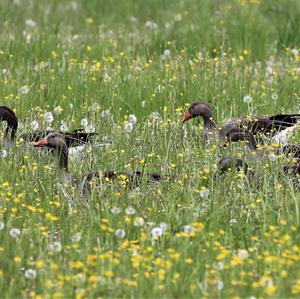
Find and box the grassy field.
[0,0,300,297]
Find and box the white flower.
[48,241,62,252]
[165,22,171,29]
[145,20,158,29]
[215,280,224,290]
[115,229,126,239]
[268,153,278,162]
[199,188,210,198]
[229,218,237,225]
[25,19,37,27]
[60,121,68,132]
[90,102,99,111]
[0,221,5,230]
[151,227,163,239]
[31,120,39,131]
[44,112,54,123]
[291,48,299,56]
[10,228,21,238]
[237,249,249,260]
[80,118,88,127]
[159,222,168,231]
[130,16,138,23]
[147,222,156,227]
[243,95,253,104]
[163,49,171,57]
[84,124,95,133]
[53,106,63,114]
[271,92,278,101]
[71,233,82,243]
[183,225,195,233]
[133,217,144,226]
[125,206,136,215]
[214,261,224,270]
[211,163,218,172]
[174,14,182,21]
[141,101,146,108]
[150,112,161,121]
[19,85,30,95]
[0,150,7,158]
[124,123,134,133]
[128,114,137,125]
[25,269,37,279]
[100,110,111,118]
[111,207,121,214]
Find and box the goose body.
[183,101,300,141]
[34,133,170,190]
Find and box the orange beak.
[182,111,192,123]
[34,138,49,147]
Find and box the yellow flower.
[14,256,22,263]
[36,259,45,268]
[104,271,113,278]
[264,285,277,296]
[86,18,93,24]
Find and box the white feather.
[272,124,300,145]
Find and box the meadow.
[0,0,300,297]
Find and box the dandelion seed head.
[115,229,126,239]
[48,241,62,252]
[243,95,253,104]
[125,206,136,215]
[200,188,210,198]
[44,112,54,123]
[151,227,163,239]
[0,150,7,158]
[159,222,168,231]
[71,233,82,243]
[10,228,21,238]
[80,118,88,127]
[111,207,121,214]
[60,121,69,132]
[271,92,278,100]
[25,269,37,279]
[268,153,278,162]
[124,123,134,133]
[128,114,137,125]
[25,19,37,27]
[100,110,111,118]
[19,85,30,95]
[183,225,195,233]
[130,16,138,23]
[237,249,249,260]
[31,120,39,131]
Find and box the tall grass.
[0,0,300,297]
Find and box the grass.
[0,0,300,297]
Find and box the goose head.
[182,101,214,123]
[34,132,69,171]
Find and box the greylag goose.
[182,101,300,141]
[0,105,97,147]
[33,132,169,189]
